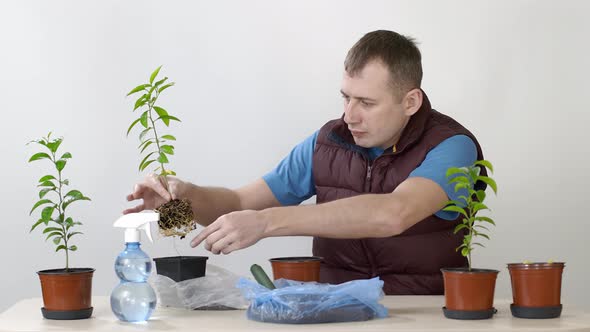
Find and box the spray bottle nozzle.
[113,212,159,243]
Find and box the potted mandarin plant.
[440,160,498,320]
[126,66,207,281]
[507,259,565,318]
[28,133,94,320]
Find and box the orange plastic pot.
[507,262,564,307]
[269,257,322,282]
[38,268,95,319]
[441,268,499,313]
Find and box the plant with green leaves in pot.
[125,66,206,282]
[507,259,565,319]
[439,159,499,320]
[28,133,95,320]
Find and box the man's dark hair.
[345,30,422,100]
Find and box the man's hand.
[123,174,186,214]
[190,210,269,254]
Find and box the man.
[124,30,485,295]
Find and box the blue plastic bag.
[236,277,388,324]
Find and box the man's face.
[341,60,410,150]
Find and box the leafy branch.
[443,160,497,271]
[27,133,91,270]
[126,66,180,192]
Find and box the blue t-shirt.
[262,132,477,220]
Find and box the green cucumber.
[250,264,276,289]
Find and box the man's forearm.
[262,193,409,239]
[182,183,241,226]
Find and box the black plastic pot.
[153,256,208,282]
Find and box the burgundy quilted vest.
[312,91,485,295]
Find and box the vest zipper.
[366,164,373,182]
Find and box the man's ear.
[402,89,423,116]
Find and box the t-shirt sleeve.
[408,135,478,220]
[262,131,318,206]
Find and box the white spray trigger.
[113,212,159,243]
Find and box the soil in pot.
[37,268,95,320]
[153,256,208,282]
[269,256,322,282]
[507,262,565,319]
[440,267,499,320]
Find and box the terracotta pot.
[269,256,322,282]
[441,268,499,319]
[507,262,564,307]
[37,268,95,319]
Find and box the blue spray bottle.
[111,212,159,322]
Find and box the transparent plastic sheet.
[236,277,388,324]
[150,264,248,310]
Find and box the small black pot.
[153,256,208,282]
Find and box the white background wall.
[1,0,589,313]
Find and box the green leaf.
[30,219,45,232]
[37,180,56,188]
[473,242,486,248]
[162,169,176,176]
[474,216,495,225]
[61,179,69,186]
[157,152,169,163]
[41,206,55,222]
[53,236,61,245]
[474,224,490,232]
[127,84,150,96]
[55,245,67,252]
[461,247,470,257]
[156,115,181,126]
[138,138,154,149]
[448,176,470,185]
[153,106,169,125]
[139,127,152,142]
[139,152,156,171]
[476,176,497,194]
[140,159,156,171]
[65,217,73,227]
[140,111,149,128]
[60,152,72,159]
[43,227,62,234]
[55,160,66,171]
[150,65,162,84]
[472,202,489,214]
[453,223,469,234]
[38,175,56,183]
[69,245,78,251]
[154,77,168,88]
[65,190,84,199]
[474,160,494,173]
[140,141,153,153]
[158,82,175,93]
[453,182,469,193]
[446,167,468,179]
[30,199,53,215]
[28,152,51,162]
[475,190,486,203]
[45,232,62,241]
[477,233,490,240]
[134,94,148,110]
[442,205,467,218]
[46,139,62,153]
[67,232,83,240]
[39,188,53,199]
[161,134,176,141]
[62,196,91,210]
[160,145,174,155]
[126,118,142,136]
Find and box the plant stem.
[146,90,170,194]
[52,150,69,271]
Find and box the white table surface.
[1,296,589,331]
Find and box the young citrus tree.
[28,133,91,270]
